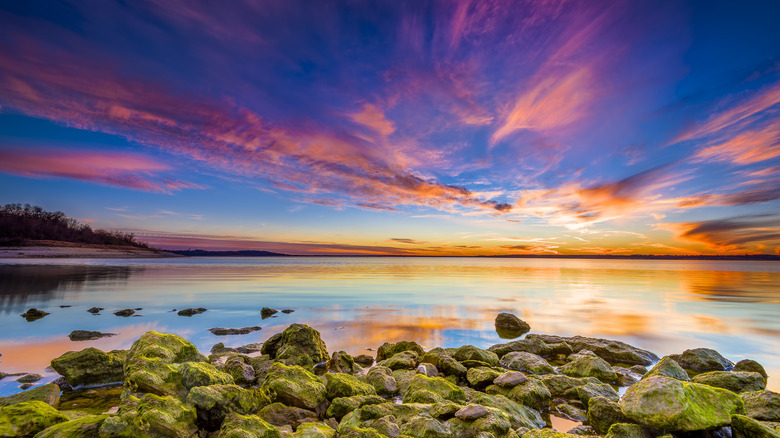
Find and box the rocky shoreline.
[0,315,777,437]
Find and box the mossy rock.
[734,359,768,381]
[329,351,357,374]
[445,406,513,437]
[539,374,589,398]
[293,421,337,437]
[429,402,462,420]
[50,348,124,388]
[507,377,551,411]
[403,375,466,405]
[127,331,205,364]
[553,402,585,422]
[437,355,467,378]
[378,351,418,371]
[501,352,555,375]
[742,390,780,421]
[691,371,766,393]
[398,414,450,437]
[261,363,328,415]
[604,423,656,438]
[452,345,499,367]
[524,334,658,366]
[98,394,197,437]
[34,414,107,437]
[466,367,501,390]
[257,402,317,428]
[219,413,281,438]
[0,383,61,408]
[123,358,186,399]
[521,429,581,437]
[186,384,271,431]
[224,357,256,385]
[376,341,425,362]
[366,366,397,395]
[620,376,745,431]
[642,356,689,381]
[731,414,780,438]
[325,395,386,420]
[560,353,617,383]
[468,391,545,430]
[420,348,449,368]
[495,313,531,335]
[264,324,330,368]
[0,401,68,437]
[669,348,733,372]
[322,373,376,399]
[587,396,631,435]
[180,361,234,389]
[391,369,417,396]
[576,380,619,405]
[337,403,424,435]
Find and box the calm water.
[1,257,779,396]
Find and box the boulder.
[257,402,317,428]
[177,307,206,316]
[399,414,450,437]
[403,375,466,404]
[261,324,329,368]
[742,390,780,421]
[219,413,281,438]
[261,307,279,318]
[468,391,545,429]
[113,309,135,317]
[98,393,197,438]
[0,401,68,437]
[293,422,336,438]
[416,363,438,377]
[261,363,328,415]
[495,313,531,338]
[437,355,467,378]
[692,371,766,393]
[376,341,425,361]
[493,371,528,387]
[186,384,271,430]
[446,406,514,437]
[731,414,780,438]
[325,395,386,420]
[0,383,61,408]
[576,380,619,405]
[466,367,501,389]
[525,334,658,365]
[391,369,417,395]
[605,423,656,438]
[613,366,641,386]
[322,373,376,399]
[620,376,745,431]
[179,361,234,389]
[642,356,689,381]
[225,357,256,385]
[521,429,581,437]
[560,353,618,383]
[566,425,597,436]
[553,403,586,422]
[68,330,116,341]
[354,354,374,366]
[489,337,572,358]
[669,348,733,372]
[453,345,499,367]
[329,351,356,374]
[378,351,418,370]
[86,307,103,314]
[454,404,489,420]
[540,374,592,398]
[587,396,631,435]
[35,414,108,437]
[734,359,768,381]
[50,348,125,387]
[501,352,555,375]
[127,331,205,364]
[365,366,397,395]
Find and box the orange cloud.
[350,104,395,137]
[692,121,780,165]
[662,214,780,253]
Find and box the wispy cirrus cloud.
[661,214,780,253]
[389,238,427,245]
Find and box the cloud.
[389,238,427,245]
[0,147,201,193]
[692,120,780,165]
[663,214,780,253]
[350,104,395,137]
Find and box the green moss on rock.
[98,393,197,438]
[452,345,499,367]
[366,366,397,395]
[604,423,655,438]
[560,353,618,383]
[186,384,271,430]
[377,351,418,371]
[261,363,328,415]
[587,396,630,435]
[325,395,386,420]
[691,371,766,393]
[501,352,555,375]
[466,367,501,390]
[0,383,61,408]
[50,348,124,388]
[468,391,545,430]
[323,373,376,399]
[376,341,425,362]
[180,361,234,389]
[403,375,466,405]
[0,401,68,437]
[34,414,107,437]
[731,414,780,438]
[642,356,689,382]
[742,390,780,421]
[293,422,337,438]
[219,413,281,438]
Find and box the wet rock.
[281,309,295,314]
[0,383,61,408]
[209,326,262,336]
[620,376,745,431]
[15,374,42,384]
[416,362,438,377]
[225,357,256,385]
[391,369,416,395]
[576,380,620,405]
[261,307,279,318]
[399,414,450,437]
[366,366,397,395]
[501,351,556,375]
[257,402,317,428]
[495,312,531,338]
[325,395,386,420]
[605,423,656,438]
[179,361,234,389]
[587,396,631,435]
[629,365,648,375]
[186,384,271,430]
[21,308,50,321]
[50,347,125,387]
[403,375,467,404]
[322,373,376,399]
[219,412,281,438]
[669,347,734,372]
[0,401,68,437]
[261,363,328,415]
[560,353,618,383]
[493,371,528,387]
[261,324,329,368]
[453,345,499,367]
[468,391,545,429]
[329,351,356,373]
[466,366,501,389]
[86,307,103,314]
[731,414,780,438]
[554,403,586,422]
[613,366,641,386]
[734,359,768,381]
[68,330,117,341]
[354,354,374,366]
[447,406,514,437]
[378,350,418,370]
[642,356,689,381]
[376,341,425,361]
[35,414,108,437]
[742,390,780,421]
[438,355,467,378]
[526,334,659,365]
[113,309,135,317]
[177,307,207,316]
[98,393,198,437]
[293,422,336,438]
[692,370,766,393]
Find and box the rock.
[113,309,135,317]
[391,369,416,395]
[493,371,528,387]
[68,330,116,341]
[495,313,531,338]
[605,423,656,438]
[293,422,336,438]
[378,351,418,370]
[16,374,42,384]
[261,307,279,318]
[540,374,589,398]
[453,345,499,367]
[734,359,768,381]
[20,308,50,321]
[446,406,514,437]
[567,425,597,436]
[525,334,658,365]
[337,403,424,436]
[403,375,467,404]
[98,393,197,437]
[281,309,295,314]
[642,356,689,381]
[177,307,207,316]
[416,363,438,377]
[179,361,234,389]
[376,341,425,361]
[366,366,397,395]
[186,384,271,430]
[455,404,489,420]
[519,428,580,437]
[0,383,61,408]
[692,370,766,393]
[354,354,374,366]
[576,380,620,405]
[86,307,103,314]
[587,396,631,435]
[51,348,124,387]
[0,401,68,437]
[399,414,450,437]
[468,391,545,429]
[613,366,641,386]
[219,413,281,438]
[554,403,586,422]
[261,324,329,368]
[731,414,780,438]
[669,348,734,372]
[35,414,108,437]
[466,367,501,389]
[123,331,206,398]
[225,357,256,384]
[620,376,745,431]
[329,351,356,373]
[261,363,328,415]
[438,355,467,378]
[560,353,618,383]
[257,402,317,428]
[629,365,648,375]
[209,326,262,335]
[489,337,572,358]
[322,373,376,399]
[742,390,780,421]
[486,376,551,411]
[501,351,555,374]
[325,395,386,420]
[430,401,462,420]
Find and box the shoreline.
[0,244,179,259]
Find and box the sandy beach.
[0,241,178,258]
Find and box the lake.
[1,257,779,396]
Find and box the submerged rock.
[692,370,766,393]
[68,330,117,341]
[525,334,659,365]
[208,326,262,336]
[113,309,135,317]
[261,307,279,318]
[495,312,531,338]
[177,307,207,316]
[669,347,734,372]
[20,308,50,321]
[86,307,103,314]
[0,401,68,437]
[15,374,42,384]
[0,383,61,408]
[50,348,125,387]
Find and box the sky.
[0,0,779,256]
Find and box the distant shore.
[0,241,178,259]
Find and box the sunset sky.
[1,0,779,255]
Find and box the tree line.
[0,203,148,248]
